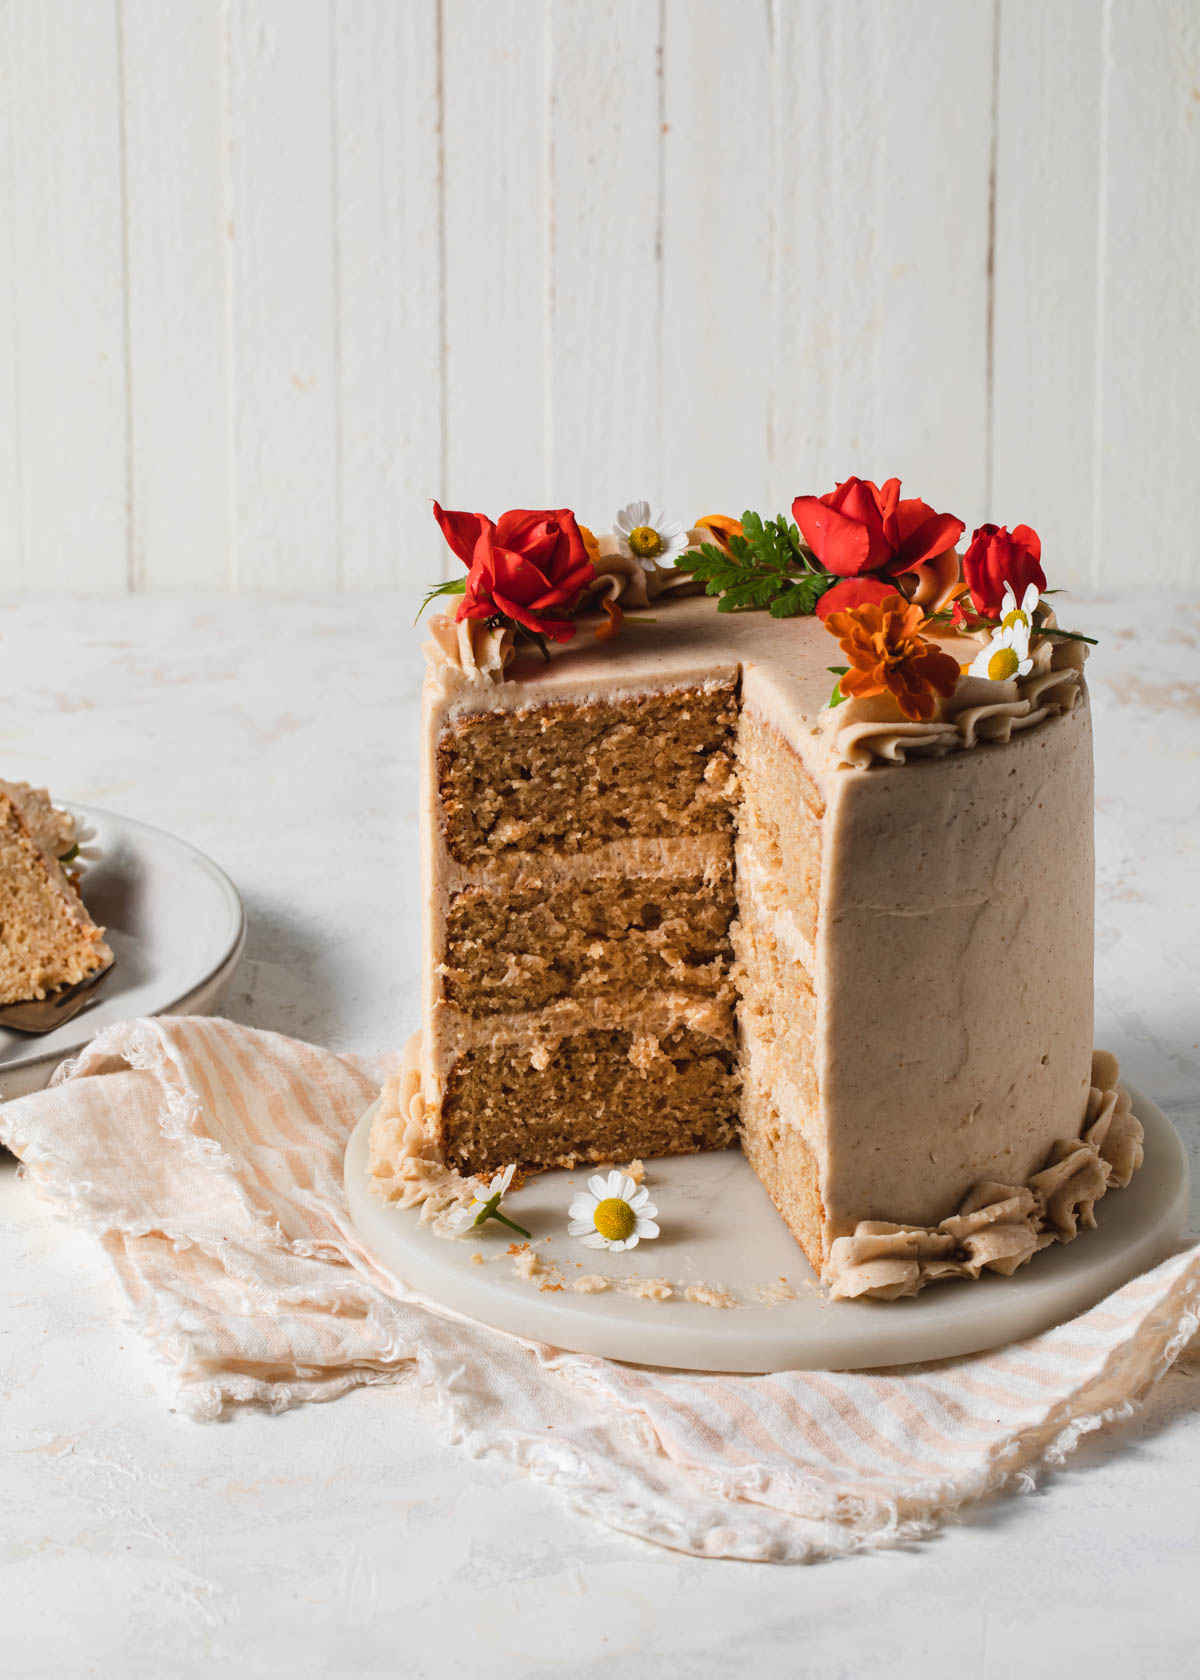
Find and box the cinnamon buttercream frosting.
[366,1037,479,1232]
[579,530,710,610]
[425,613,515,683]
[824,1052,1144,1301]
[820,631,1088,770]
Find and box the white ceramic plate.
[344,1085,1189,1372]
[0,804,245,1099]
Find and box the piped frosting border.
[819,630,1088,769]
[366,1036,478,1236]
[370,1041,1146,1304]
[825,1051,1145,1300]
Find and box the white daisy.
[447,1164,529,1238]
[998,580,1040,633]
[60,820,101,870]
[568,1171,660,1252]
[613,502,689,571]
[967,617,1033,683]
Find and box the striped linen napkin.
[2,1014,1197,1564]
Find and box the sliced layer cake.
[370,491,1144,1300]
[0,781,110,1005]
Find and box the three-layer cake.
[368,490,1143,1299]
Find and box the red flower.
[960,523,1045,621]
[432,503,595,643]
[791,477,964,622]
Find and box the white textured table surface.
[2,593,1198,1679]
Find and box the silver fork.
[0,954,116,1035]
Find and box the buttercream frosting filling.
[440,833,733,897]
[434,987,738,1060]
[733,841,818,974]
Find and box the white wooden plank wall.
[1,0,1198,595]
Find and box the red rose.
[791,477,964,621]
[960,523,1045,621]
[432,503,595,643]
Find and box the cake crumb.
[538,1280,564,1292]
[752,1277,797,1305]
[625,1276,672,1302]
[507,1242,542,1281]
[685,1283,734,1309]
[627,1034,661,1072]
[492,816,530,845]
[624,1159,646,1185]
[470,1252,484,1266]
[573,1274,611,1294]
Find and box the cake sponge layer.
[442,867,736,1014]
[739,1065,827,1273]
[437,682,739,863]
[439,1026,739,1175]
[735,708,824,949]
[0,795,111,1004]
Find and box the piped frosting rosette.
[578,530,710,613]
[367,1038,481,1232]
[421,529,711,681]
[825,1051,1145,1301]
[424,613,516,684]
[821,617,1089,771]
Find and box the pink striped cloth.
[3,1015,1197,1563]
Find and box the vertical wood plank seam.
[654,0,665,493]
[984,0,1000,519]
[220,0,238,590]
[544,0,554,504]
[1090,0,1113,587]
[5,3,26,585]
[765,0,778,487]
[329,0,344,589]
[829,2,843,453]
[435,0,449,579]
[116,0,135,591]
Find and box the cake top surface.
[441,593,823,711]
[419,486,1093,774]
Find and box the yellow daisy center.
[628,525,663,559]
[1001,607,1029,630]
[593,1197,637,1241]
[987,647,1020,681]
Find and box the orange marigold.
[825,592,961,722]
[694,514,743,550]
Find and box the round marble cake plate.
[0,804,246,1100]
[343,1086,1189,1373]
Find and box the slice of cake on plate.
[369,487,1144,1300]
[0,782,110,1004]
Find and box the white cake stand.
[343,1086,1189,1373]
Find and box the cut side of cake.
[371,493,1145,1301]
[0,782,111,1005]
[430,678,743,1173]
